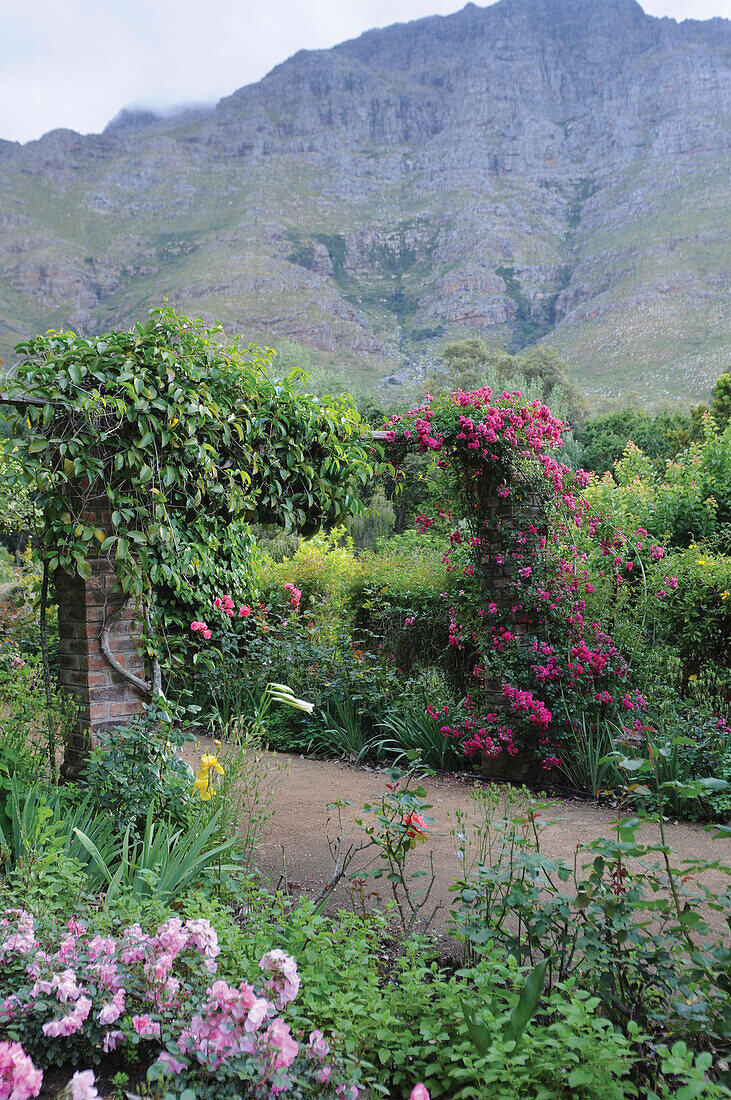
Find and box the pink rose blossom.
[98,988,125,1025]
[67,1070,97,1100]
[259,950,300,1008]
[133,1014,161,1039]
[0,1040,43,1100]
[264,1019,298,1070]
[102,1031,123,1054]
[156,1053,187,1075]
[42,996,91,1038]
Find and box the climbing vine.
[5,307,375,670]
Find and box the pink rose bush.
[0,910,358,1099]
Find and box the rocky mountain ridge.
[0,0,728,406]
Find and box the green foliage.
[83,698,197,835]
[74,802,237,908]
[377,702,466,772]
[307,696,380,763]
[0,437,40,538]
[0,778,124,912]
[584,422,731,547]
[710,372,731,431]
[642,545,731,682]
[577,407,697,476]
[5,307,374,672]
[435,340,586,429]
[557,715,623,797]
[451,795,731,1060]
[212,719,285,869]
[0,651,72,805]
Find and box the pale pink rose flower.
[259,950,300,1008]
[102,1031,123,1053]
[264,1018,298,1070]
[307,1030,330,1060]
[98,988,125,1025]
[68,1070,98,1100]
[157,1052,187,1075]
[0,1039,43,1100]
[132,1014,162,1039]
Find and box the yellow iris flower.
[192,752,224,800]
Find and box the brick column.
[477,481,545,781]
[56,544,148,780]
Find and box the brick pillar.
[56,540,148,780]
[477,481,545,781]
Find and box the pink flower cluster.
[0,911,35,957]
[213,595,235,616]
[502,684,552,729]
[1,910,220,1045]
[190,620,212,640]
[0,911,355,1100]
[284,583,302,610]
[259,949,301,1009]
[66,1070,98,1100]
[213,594,253,619]
[383,384,653,772]
[0,1041,42,1100]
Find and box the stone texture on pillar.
[56,521,147,778]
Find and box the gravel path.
[184,737,730,936]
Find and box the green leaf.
[504,958,549,1049]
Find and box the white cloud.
[1,0,728,144]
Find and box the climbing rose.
[411,1087,430,1100]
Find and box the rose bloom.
[403,812,427,838]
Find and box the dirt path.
[184,738,730,935]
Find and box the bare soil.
[183,737,730,935]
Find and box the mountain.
[0,0,729,408]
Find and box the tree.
[433,340,587,430]
[577,408,696,476]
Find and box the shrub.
[0,908,359,1098]
[82,698,197,836]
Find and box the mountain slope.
[0,0,728,407]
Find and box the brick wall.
[56,555,147,780]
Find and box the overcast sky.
[2,0,729,144]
